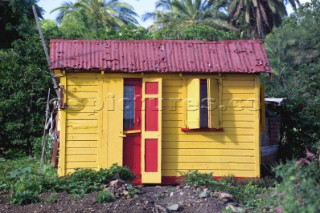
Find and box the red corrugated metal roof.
[49,39,271,73]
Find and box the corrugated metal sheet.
[49,39,272,73]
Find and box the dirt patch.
[0,185,243,213]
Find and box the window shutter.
[260,85,265,132]
[208,78,220,128]
[186,79,200,129]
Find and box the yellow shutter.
[260,85,265,132]
[208,78,220,129]
[141,78,162,184]
[186,79,200,129]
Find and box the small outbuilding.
[50,39,271,184]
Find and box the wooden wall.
[56,71,260,179]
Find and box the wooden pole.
[39,88,51,173]
[32,5,60,99]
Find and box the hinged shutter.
[186,79,200,129]
[141,78,162,184]
[208,78,220,128]
[260,85,265,132]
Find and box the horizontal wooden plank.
[163,149,255,156]
[223,81,255,87]
[66,106,102,113]
[66,134,98,141]
[66,147,97,155]
[67,99,97,107]
[223,87,254,94]
[66,120,98,134]
[163,135,254,142]
[221,108,255,115]
[66,155,97,162]
[162,156,255,163]
[66,162,98,169]
[67,85,98,93]
[223,74,255,80]
[163,127,254,135]
[163,80,184,87]
[66,141,97,148]
[163,163,255,171]
[223,115,255,122]
[222,121,254,128]
[67,77,99,86]
[223,94,255,100]
[67,112,98,120]
[163,87,183,93]
[162,113,184,121]
[162,170,256,177]
[67,92,98,99]
[162,142,254,149]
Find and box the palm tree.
[51,0,138,30]
[215,0,300,38]
[143,0,237,31]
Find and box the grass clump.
[96,190,116,203]
[0,158,135,205]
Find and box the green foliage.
[268,151,320,212]
[127,184,141,197]
[46,193,59,203]
[182,170,275,209]
[263,0,320,157]
[152,24,240,40]
[96,190,116,203]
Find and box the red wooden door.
[123,79,142,184]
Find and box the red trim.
[181,128,224,132]
[145,139,158,172]
[145,98,158,131]
[145,82,158,94]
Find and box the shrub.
[182,170,215,186]
[96,190,116,203]
[270,151,320,212]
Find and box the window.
[123,85,135,129]
[184,78,222,131]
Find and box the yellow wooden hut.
[50,39,271,184]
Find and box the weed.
[182,170,215,186]
[96,190,116,203]
[46,193,59,203]
[127,184,140,197]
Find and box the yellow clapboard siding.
[67,92,98,99]
[66,148,97,155]
[67,77,99,86]
[162,113,183,121]
[67,127,97,134]
[162,170,256,177]
[162,127,254,135]
[163,156,255,163]
[163,135,254,142]
[66,141,97,148]
[67,112,98,120]
[163,87,183,93]
[223,115,254,121]
[66,106,102,113]
[223,87,254,94]
[66,133,98,141]
[163,149,255,156]
[162,163,255,170]
[67,98,97,105]
[163,80,184,87]
[67,85,98,92]
[223,81,255,87]
[223,74,255,80]
[66,162,98,169]
[67,119,98,126]
[223,94,255,100]
[162,92,182,99]
[222,121,254,128]
[162,142,254,149]
[163,121,183,128]
[66,155,97,162]
[222,108,255,115]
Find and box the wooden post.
[39,88,51,173]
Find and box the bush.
[182,170,215,186]
[96,190,116,203]
[270,151,320,212]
